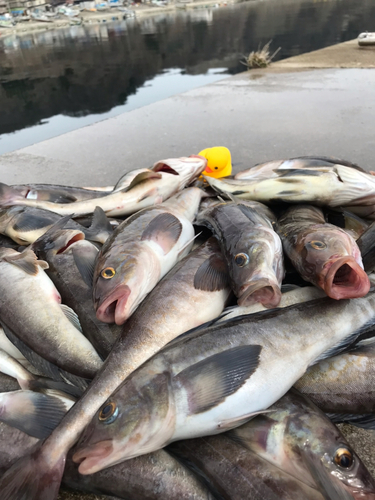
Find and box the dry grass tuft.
[241,40,281,69]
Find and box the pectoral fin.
[176,345,262,414]
[124,171,162,192]
[194,253,229,291]
[141,213,182,254]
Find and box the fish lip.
[73,439,114,475]
[323,257,370,300]
[237,279,282,308]
[96,284,131,324]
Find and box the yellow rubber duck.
[198,147,232,178]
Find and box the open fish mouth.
[96,284,131,325]
[323,257,370,300]
[237,279,282,308]
[152,162,180,176]
[73,439,113,475]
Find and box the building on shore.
[0,0,8,14]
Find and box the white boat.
[358,32,375,46]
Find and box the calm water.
[0,0,374,154]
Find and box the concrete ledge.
[271,39,375,69]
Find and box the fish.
[0,247,103,384]
[276,205,370,300]
[71,292,375,475]
[196,201,284,307]
[0,157,207,217]
[93,205,195,325]
[0,235,230,500]
[295,338,375,415]
[9,183,112,204]
[169,433,324,500]
[31,221,121,358]
[0,418,213,500]
[205,156,375,207]
[0,205,113,245]
[162,186,208,222]
[229,389,375,500]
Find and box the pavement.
[1,38,375,500]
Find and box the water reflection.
[0,0,374,154]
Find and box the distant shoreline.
[0,0,239,37]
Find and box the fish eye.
[334,447,354,469]
[99,401,119,424]
[101,267,116,279]
[309,241,327,250]
[234,253,250,267]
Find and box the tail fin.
[0,183,23,207]
[0,445,65,500]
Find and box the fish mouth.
[96,284,131,325]
[237,279,282,308]
[322,257,370,300]
[73,439,114,475]
[152,161,179,176]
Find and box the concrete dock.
[1,38,375,500]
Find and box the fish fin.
[13,214,55,233]
[71,244,98,288]
[28,377,83,398]
[2,323,89,391]
[123,171,162,192]
[312,319,375,365]
[31,214,75,252]
[293,155,367,172]
[0,390,69,439]
[237,203,271,225]
[59,304,83,333]
[84,206,113,243]
[3,247,48,275]
[141,213,182,254]
[217,409,272,430]
[0,444,65,500]
[0,183,22,207]
[176,345,262,414]
[327,413,375,430]
[302,451,356,500]
[194,253,229,291]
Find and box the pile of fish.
[1,155,375,499]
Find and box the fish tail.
[0,183,23,207]
[0,445,65,500]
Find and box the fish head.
[294,413,375,499]
[73,371,174,474]
[299,226,370,299]
[229,229,283,308]
[93,242,161,324]
[152,156,207,188]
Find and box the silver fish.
[169,433,324,500]
[0,205,112,245]
[0,157,206,217]
[0,247,103,383]
[205,157,375,207]
[277,205,370,300]
[229,389,375,500]
[93,205,195,325]
[196,201,284,307]
[72,292,375,474]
